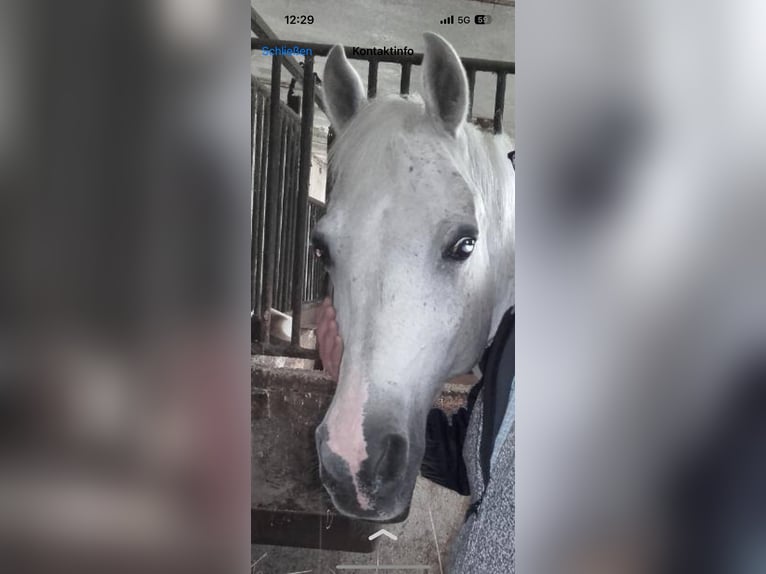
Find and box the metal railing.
[251,37,514,359]
[251,67,322,358]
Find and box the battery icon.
[474,14,491,24]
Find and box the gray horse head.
[314,33,515,521]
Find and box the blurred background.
[0,1,250,572]
[1,0,764,573]
[516,1,766,572]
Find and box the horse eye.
[446,237,476,261]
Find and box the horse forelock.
[328,96,513,221]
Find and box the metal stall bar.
[256,93,270,315]
[276,125,286,312]
[308,201,327,300]
[252,83,267,319]
[322,125,336,307]
[304,205,312,301]
[493,72,507,135]
[250,78,263,318]
[259,55,283,343]
[274,119,288,310]
[400,62,412,95]
[283,122,298,311]
[290,54,315,346]
[308,204,316,299]
[251,77,256,149]
[273,109,301,311]
[367,60,378,99]
[325,127,336,207]
[466,67,476,120]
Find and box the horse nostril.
[373,433,408,482]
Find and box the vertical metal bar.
[256,95,270,319]
[310,204,317,299]
[281,121,291,310]
[281,120,296,310]
[304,212,311,301]
[252,90,266,320]
[250,77,256,151]
[252,86,263,196]
[258,94,270,199]
[306,203,313,301]
[292,122,301,308]
[291,54,315,346]
[284,121,297,311]
[260,55,283,343]
[255,88,262,317]
[274,119,288,310]
[367,60,378,99]
[283,118,297,310]
[466,68,476,121]
[400,62,411,95]
[493,72,507,134]
[324,127,335,206]
[322,129,334,302]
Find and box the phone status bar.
[438,15,493,25]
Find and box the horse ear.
[323,45,366,132]
[421,33,469,135]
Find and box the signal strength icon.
[439,15,455,24]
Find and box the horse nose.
[371,433,409,483]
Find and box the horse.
[313,33,515,521]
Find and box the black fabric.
[479,308,515,487]
[421,383,482,495]
[420,307,515,495]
